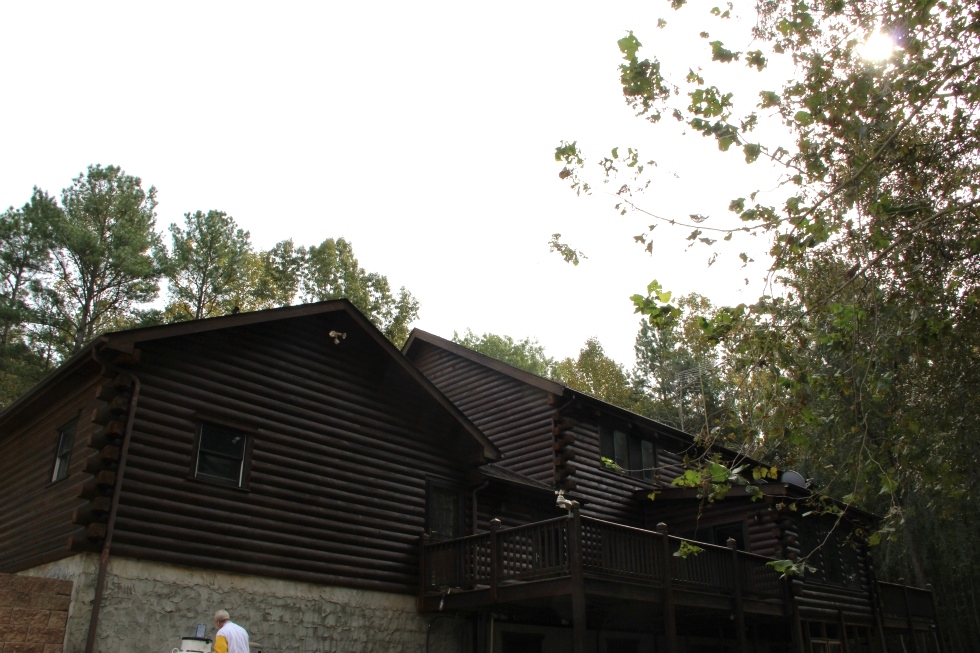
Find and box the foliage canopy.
[0,167,422,408]
[556,0,980,645]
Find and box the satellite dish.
[780,470,806,487]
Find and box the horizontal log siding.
[474,485,557,532]
[789,512,871,598]
[565,419,646,527]
[110,316,473,594]
[0,374,103,572]
[649,500,782,557]
[795,584,874,623]
[410,344,555,483]
[654,446,687,485]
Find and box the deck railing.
[422,515,783,600]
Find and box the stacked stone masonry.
[0,574,72,653]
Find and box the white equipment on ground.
[173,636,212,653]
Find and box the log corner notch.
[553,413,577,492]
[70,370,135,549]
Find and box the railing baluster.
[422,516,786,603]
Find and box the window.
[51,420,77,482]
[194,422,249,487]
[600,423,658,482]
[798,517,859,587]
[807,621,843,653]
[426,483,463,540]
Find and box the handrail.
[419,515,938,643]
[422,515,783,599]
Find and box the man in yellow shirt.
[213,610,249,653]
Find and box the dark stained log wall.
[106,314,478,595]
[474,484,557,532]
[560,417,645,527]
[0,311,488,596]
[408,342,555,484]
[788,511,873,622]
[408,340,708,529]
[560,403,698,529]
[649,498,783,557]
[0,369,104,572]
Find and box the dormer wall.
[407,341,556,484]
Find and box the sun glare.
[858,31,898,61]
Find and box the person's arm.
[213,634,229,653]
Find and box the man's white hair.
[213,610,230,623]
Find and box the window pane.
[198,452,241,484]
[641,440,656,481]
[428,487,459,538]
[196,423,246,486]
[52,421,76,482]
[613,430,629,469]
[200,424,246,456]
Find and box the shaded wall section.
[21,557,461,653]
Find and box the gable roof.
[403,329,567,395]
[1,301,500,462]
[404,328,880,522]
[404,328,697,447]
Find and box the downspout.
[85,346,141,653]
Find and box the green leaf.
[759,90,781,108]
[617,31,641,59]
[745,50,767,71]
[708,461,730,482]
[794,111,814,126]
[709,40,739,63]
[674,541,704,558]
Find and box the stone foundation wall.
[0,573,73,653]
[20,556,463,653]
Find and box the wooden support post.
[477,612,487,653]
[837,609,849,653]
[902,582,922,653]
[490,518,501,603]
[569,509,587,653]
[785,577,806,653]
[926,584,946,653]
[417,534,429,611]
[728,538,749,653]
[658,522,679,653]
[867,559,889,653]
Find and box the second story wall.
[106,313,479,595]
[0,364,104,573]
[407,338,556,485]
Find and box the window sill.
[186,475,251,492]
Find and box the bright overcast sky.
[1,1,787,367]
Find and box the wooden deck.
[419,514,787,615]
[419,515,939,633]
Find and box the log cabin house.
[0,302,940,653]
[404,330,943,653]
